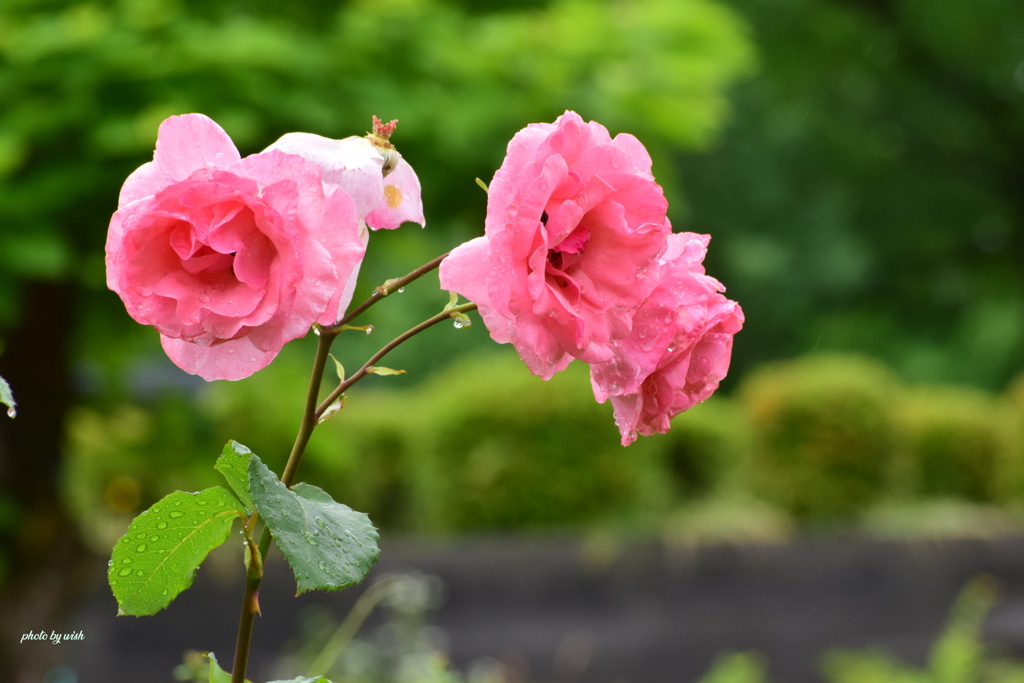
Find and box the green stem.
[326,250,450,333]
[230,328,338,683]
[227,251,467,683]
[315,302,478,421]
[282,327,339,487]
[231,535,263,683]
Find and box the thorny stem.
[231,533,263,683]
[231,328,338,683]
[315,302,478,421]
[229,251,468,683]
[282,328,340,487]
[327,250,450,332]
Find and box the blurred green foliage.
[895,386,1014,502]
[0,0,753,362]
[740,354,900,522]
[63,349,1024,550]
[681,0,1024,389]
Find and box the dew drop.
[364,326,373,335]
[453,318,464,329]
[122,558,133,565]
[169,511,185,519]
[136,571,144,577]
[318,561,327,571]
[136,532,146,539]
[157,522,168,530]
[161,590,168,597]
[397,287,405,293]
[150,535,159,542]
[118,568,132,577]
[315,517,327,529]
[136,544,147,553]
[305,533,319,546]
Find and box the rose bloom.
[439,110,672,379]
[106,113,421,381]
[591,232,744,445]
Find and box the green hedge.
[739,354,901,521]
[894,386,1013,502]
[63,350,1024,541]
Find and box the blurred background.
[1,0,1023,681]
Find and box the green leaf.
[328,353,345,383]
[247,455,379,595]
[267,677,335,683]
[205,652,252,683]
[365,365,406,376]
[0,375,15,418]
[317,396,346,424]
[109,487,246,616]
[215,441,255,512]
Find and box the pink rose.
[591,232,744,445]
[106,114,376,381]
[440,111,672,378]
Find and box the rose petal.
[365,156,426,230]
